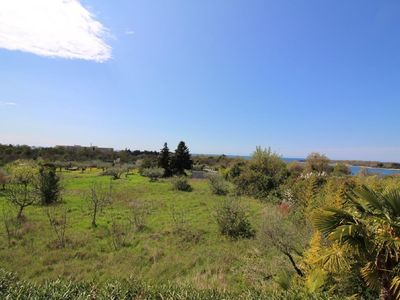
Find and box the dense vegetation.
[0,143,158,165]
[0,144,399,299]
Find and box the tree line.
[0,143,158,166]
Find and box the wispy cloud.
[125,30,135,35]
[0,101,17,106]
[0,0,111,62]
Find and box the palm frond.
[382,189,400,218]
[390,276,400,300]
[360,262,380,291]
[313,208,356,237]
[354,185,385,215]
[328,224,360,241]
[319,243,352,273]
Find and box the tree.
[305,153,331,173]
[171,141,192,175]
[235,147,287,199]
[38,165,61,205]
[86,182,112,227]
[333,163,351,176]
[314,186,400,300]
[259,206,310,277]
[45,205,68,248]
[158,143,171,177]
[5,160,39,219]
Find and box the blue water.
[274,157,400,176]
[349,166,400,176]
[212,155,400,176]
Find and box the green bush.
[215,198,255,239]
[101,167,125,180]
[141,168,164,182]
[235,147,287,200]
[172,176,192,191]
[208,174,230,195]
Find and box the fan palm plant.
[314,185,400,300]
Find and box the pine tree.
[171,141,193,175]
[158,143,171,177]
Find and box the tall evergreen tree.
[38,165,61,205]
[171,141,193,175]
[158,143,171,177]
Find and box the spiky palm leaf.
[391,276,400,300]
[313,185,400,299]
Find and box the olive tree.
[5,160,39,219]
[86,182,113,227]
[259,206,311,277]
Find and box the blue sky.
[1,0,400,161]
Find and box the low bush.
[108,217,131,250]
[208,174,230,195]
[172,177,192,191]
[215,198,255,239]
[129,199,150,232]
[101,167,125,180]
[141,168,164,182]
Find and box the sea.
[223,155,400,176]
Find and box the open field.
[0,169,279,292]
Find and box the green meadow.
[0,169,275,292]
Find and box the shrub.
[101,167,124,180]
[259,207,310,277]
[141,167,164,182]
[287,162,304,178]
[129,199,150,231]
[172,176,192,191]
[333,163,350,176]
[226,161,245,181]
[108,216,131,250]
[2,206,22,247]
[0,169,9,190]
[208,174,230,195]
[45,206,68,248]
[235,147,287,200]
[137,156,158,174]
[215,198,255,239]
[305,152,332,173]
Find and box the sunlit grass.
[0,169,273,291]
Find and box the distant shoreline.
[194,154,400,171]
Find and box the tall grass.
[0,269,342,300]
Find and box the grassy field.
[0,169,281,292]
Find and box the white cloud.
[0,101,17,106]
[0,0,111,62]
[125,30,135,35]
